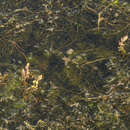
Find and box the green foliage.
[0,0,130,129]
